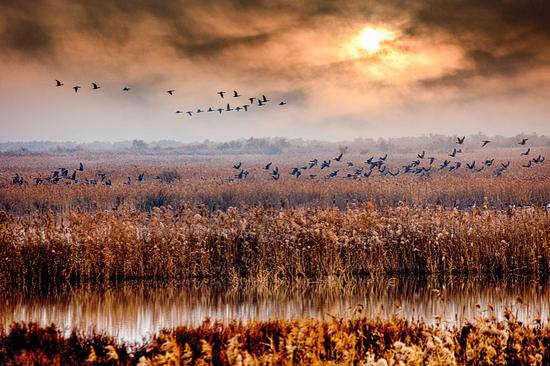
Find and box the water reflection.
[1,276,548,343]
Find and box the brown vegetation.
[1,202,548,288]
[1,309,549,365]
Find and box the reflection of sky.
[2,277,548,343]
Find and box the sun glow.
[357,27,394,53]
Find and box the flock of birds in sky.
[54,80,287,117]
[231,137,544,181]
[9,137,545,187]
[5,82,544,186]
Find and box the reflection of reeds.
[1,310,548,365]
[1,277,549,343]
[1,204,549,288]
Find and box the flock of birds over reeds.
[5,80,545,186]
[9,136,545,186]
[231,137,545,181]
[54,79,287,116]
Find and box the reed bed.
[1,203,548,288]
[1,310,549,365]
[1,151,549,215]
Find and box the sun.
[356,27,394,53]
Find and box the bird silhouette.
[533,155,545,164]
[457,136,465,144]
[92,83,100,90]
[321,160,331,169]
[233,162,242,169]
[521,148,531,156]
[73,86,81,93]
[79,162,84,171]
[428,157,436,165]
[279,101,287,105]
[217,108,223,114]
[449,148,457,157]
[335,153,344,161]
[258,100,265,106]
[207,107,214,112]
[261,95,269,103]
[55,80,64,87]
[176,110,183,114]
[242,105,250,111]
[523,160,532,168]
[166,90,175,95]
[218,91,226,98]
[226,103,233,111]
[196,109,203,113]
[248,97,256,104]
[122,87,131,91]
[186,111,193,117]
[235,107,242,112]
[518,138,528,145]
[233,90,240,97]
[264,162,272,170]
[466,161,476,170]
[417,151,425,159]
[379,153,388,161]
[501,161,510,169]
[481,140,491,147]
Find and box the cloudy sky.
[1,0,549,142]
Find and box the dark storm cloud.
[411,0,550,88]
[1,0,549,89]
[0,0,54,58]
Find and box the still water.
[1,276,548,343]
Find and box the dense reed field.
[1,150,549,215]
[1,310,549,365]
[1,203,549,288]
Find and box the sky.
[1,0,549,142]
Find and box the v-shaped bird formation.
[54,80,287,117]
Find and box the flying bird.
[521,148,531,156]
[217,108,223,114]
[176,110,183,114]
[79,162,84,171]
[226,103,233,111]
[248,97,256,104]
[92,83,100,90]
[166,90,175,95]
[279,101,287,105]
[242,105,250,111]
[456,136,465,144]
[207,107,214,112]
[233,90,240,97]
[417,151,425,159]
[264,162,272,170]
[186,111,193,117]
[218,91,226,98]
[481,140,491,147]
[518,138,528,145]
[233,162,242,169]
[196,109,203,113]
[449,148,457,157]
[55,80,64,87]
[73,86,81,93]
[334,152,343,162]
[122,87,131,91]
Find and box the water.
[1,276,548,343]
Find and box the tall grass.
[1,203,548,288]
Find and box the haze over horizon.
[1,1,549,142]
